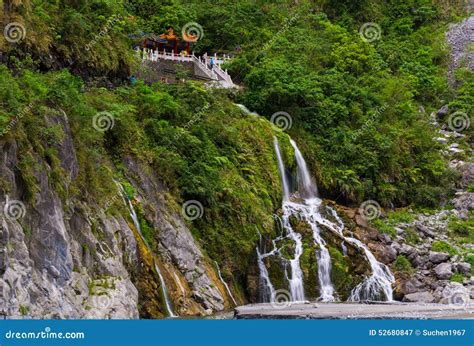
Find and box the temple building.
[143,27,194,54]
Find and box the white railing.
[139,48,234,86]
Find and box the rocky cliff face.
[0,109,231,318]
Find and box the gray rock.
[400,244,416,257]
[434,263,453,280]
[429,251,450,264]
[434,137,448,144]
[377,245,397,264]
[458,162,474,189]
[403,291,435,303]
[378,233,392,244]
[123,156,225,312]
[412,255,428,269]
[400,278,425,295]
[436,105,449,118]
[456,262,472,275]
[415,222,436,238]
[440,282,470,305]
[446,16,474,83]
[452,192,474,211]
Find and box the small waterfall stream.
[257,137,394,303]
[215,261,237,306]
[117,184,177,317]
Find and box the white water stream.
[117,183,177,317]
[257,137,394,303]
[215,261,237,306]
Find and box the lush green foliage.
[431,240,458,256]
[2,0,470,207]
[393,255,414,274]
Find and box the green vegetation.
[393,255,414,274]
[2,0,470,208]
[404,227,421,245]
[370,209,415,238]
[448,218,474,244]
[19,305,29,316]
[450,273,465,283]
[329,246,353,299]
[431,241,458,256]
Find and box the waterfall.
[256,230,277,302]
[289,139,318,199]
[257,137,394,303]
[326,207,395,302]
[117,183,177,317]
[235,103,259,116]
[347,239,395,302]
[215,261,238,306]
[281,206,306,301]
[273,137,290,201]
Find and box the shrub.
[450,273,464,283]
[393,255,414,274]
[431,241,458,256]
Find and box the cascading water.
[256,231,277,302]
[325,208,394,301]
[273,139,305,301]
[117,183,177,317]
[257,137,394,303]
[215,261,238,306]
[289,139,318,199]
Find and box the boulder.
[403,291,435,303]
[434,263,453,280]
[400,244,416,257]
[452,192,474,211]
[400,278,425,295]
[377,245,397,264]
[428,251,450,264]
[456,262,472,275]
[440,282,470,305]
[412,255,428,269]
